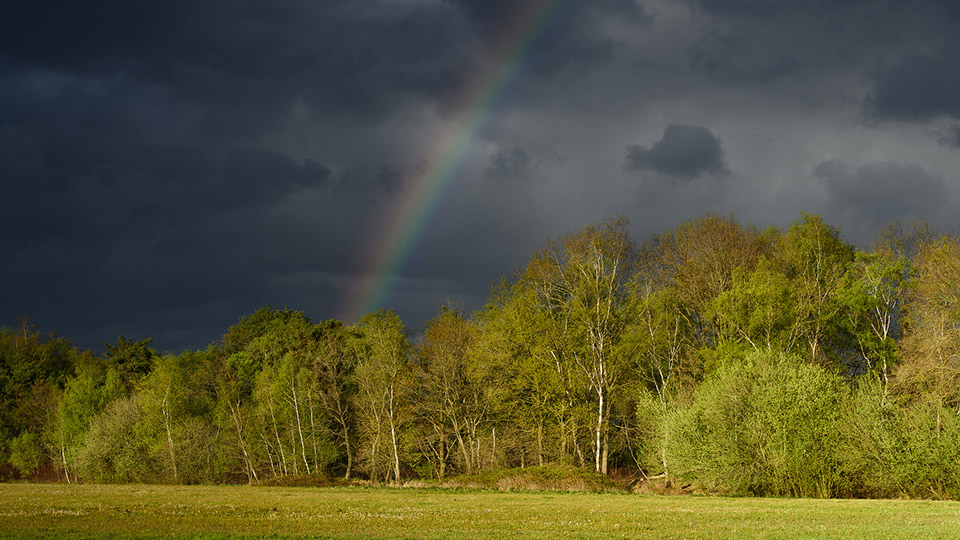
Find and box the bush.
[886,397,960,498]
[666,351,847,497]
[9,431,43,478]
[74,396,162,483]
[260,473,342,487]
[171,416,217,484]
[440,464,619,492]
[632,389,670,477]
[837,380,960,499]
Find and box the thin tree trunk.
[230,400,258,484]
[371,428,381,482]
[61,446,71,484]
[308,389,319,468]
[602,429,609,476]
[389,386,401,483]
[661,402,670,482]
[450,413,473,475]
[344,424,353,480]
[370,402,382,481]
[268,400,288,476]
[291,382,311,474]
[572,421,585,468]
[595,388,604,473]
[439,436,446,478]
[537,422,544,467]
[261,433,278,477]
[290,427,299,474]
[161,388,179,483]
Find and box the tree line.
[4,212,960,498]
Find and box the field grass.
[2,484,960,538]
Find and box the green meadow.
[2,484,960,539]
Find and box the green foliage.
[523,217,639,474]
[838,250,914,384]
[897,236,960,409]
[412,306,487,477]
[0,319,80,468]
[667,351,846,497]
[75,395,161,483]
[840,381,960,499]
[9,213,960,500]
[103,336,156,390]
[630,388,669,475]
[713,257,796,353]
[892,399,960,498]
[353,309,410,482]
[777,213,856,365]
[8,430,43,477]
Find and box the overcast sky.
[3,0,960,352]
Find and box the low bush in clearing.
[260,473,348,487]
[421,463,622,492]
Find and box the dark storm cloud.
[445,0,653,78]
[687,0,880,17]
[4,0,960,352]
[0,114,360,352]
[935,125,960,148]
[680,0,960,115]
[0,0,488,350]
[816,160,947,236]
[331,162,428,196]
[484,148,531,182]
[832,3,960,124]
[448,0,653,33]
[625,125,727,179]
[0,143,330,247]
[0,1,473,139]
[866,53,960,123]
[689,34,802,85]
[220,148,330,204]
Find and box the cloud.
[687,0,879,17]
[444,0,652,78]
[5,0,960,353]
[484,148,531,182]
[447,0,653,33]
[0,0,486,350]
[866,53,960,122]
[0,1,474,137]
[218,148,331,207]
[935,125,960,148]
[625,124,727,179]
[816,160,947,237]
[690,34,802,85]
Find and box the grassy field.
[2,484,960,538]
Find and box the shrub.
[9,431,43,478]
[886,397,960,498]
[74,396,162,483]
[666,351,847,497]
[441,464,619,492]
[632,389,670,477]
[260,473,341,487]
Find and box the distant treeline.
[4,213,960,498]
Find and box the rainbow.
[343,0,571,322]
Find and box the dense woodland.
[5,213,960,498]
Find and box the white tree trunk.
[389,386,401,483]
[291,382,311,474]
[161,387,179,483]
